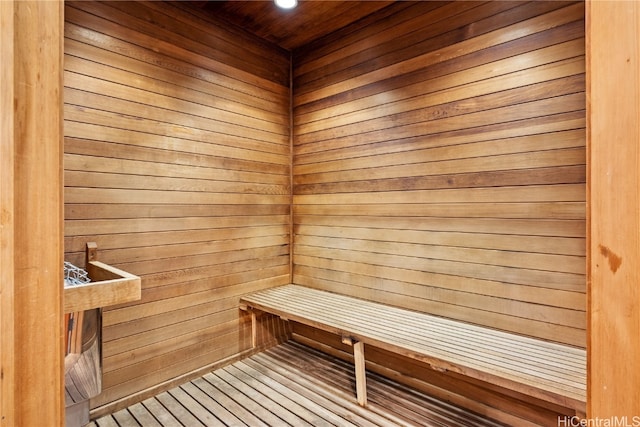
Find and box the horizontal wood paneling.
[63,1,290,411]
[293,1,586,347]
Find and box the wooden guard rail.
[240,284,586,414]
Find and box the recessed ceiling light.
[275,0,297,10]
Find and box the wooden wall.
[63,1,291,413]
[293,1,586,348]
[3,0,636,424]
[62,0,589,419]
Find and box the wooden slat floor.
[90,341,505,427]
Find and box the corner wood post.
[342,336,367,406]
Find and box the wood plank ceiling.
[187,1,395,51]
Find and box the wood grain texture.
[0,2,15,422]
[587,0,640,420]
[1,1,65,425]
[292,1,586,348]
[63,1,291,412]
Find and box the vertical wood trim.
[0,1,16,424]
[587,0,640,419]
[1,1,65,426]
[289,51,295,283]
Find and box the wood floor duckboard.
[89,342,505,427]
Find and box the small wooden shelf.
[64,243,141,314]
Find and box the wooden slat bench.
[240,284,586,415]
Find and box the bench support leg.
[340,336,368,406]
[353,340,367,406]
[240,305,257,349]
[250,310,257,348]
